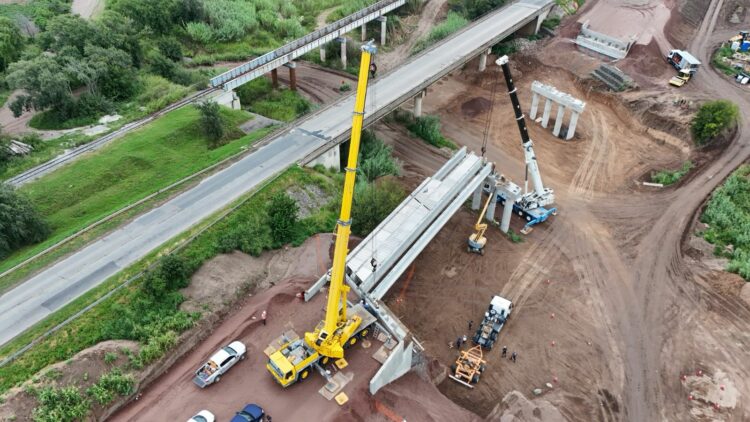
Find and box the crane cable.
[480,65,502,158]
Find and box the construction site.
[1,0,750,421]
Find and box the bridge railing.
[210,0,406,90]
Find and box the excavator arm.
[304,42,377,359]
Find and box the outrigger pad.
[335,358,348,369]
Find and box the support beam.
[529,92,539,120]
[271,68,278,88]
[285,61,298,91]
[552,104,565,137]
[413,90,425,118]
[340,37,347,69]
[567,111,580,140]
[472,186,482,210]
[320,45,326,62]
[541,98,552,128]
[361,22,367,42]
[478,48,490,72]
[378,16,387,45]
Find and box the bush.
[157,37,183,62]
[86,369,135,405]
[351,178,406,236]
[186,21,213,43]
[0,185,51,259]
[541,16,561,30]
[195,101,225,145]
[691,100,739,145]
[413,12,468,53]
[650,161,694,185]
[32,386,90,422]
[268,192,299,246]
[449,0,506,19]
[358,130,400,182]
[407,115,458,149]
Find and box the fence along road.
[0,0,553,346]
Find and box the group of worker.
[452,319,518,362]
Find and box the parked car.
[193,341,247,388]
[230,403,265,422]
[188,410,215,422]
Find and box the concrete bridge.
[0,0,554,348]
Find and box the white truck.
[472,296,513,350]
[666,50,701,74]
[193,341,247,388]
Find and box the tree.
[158,37,183,62]
[195,101,224,145]
[40,14,95,55]
[6,55,74,117]
[172,0,204,24]
[691,100,739,145]
[267,192,299,245]
[94,11,144,68]
[109,0,177,34]
[0,16,23,71]
[0,185,51,259]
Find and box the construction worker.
[502,346,508,358]
[468,320,473,330]
[261,310,267,326]
[456,336,462,348]
[369,62,377,79]
[511,351,517,362]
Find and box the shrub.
[691,100,739,145]
[86,369,135,405]
[650,161,694,185]
[358,130,400,182]
[104,352,118,364]
[0,185,51,259]
[268,192,299,246]
[413,12,468,53]
[407,115,458,149]
[541,16,561,30]
[186,21,213,43]
[195,101,225,145]
[157,37,183,62]
[449,0,506,19]
[32,386,90,422]
[351,178,406,236]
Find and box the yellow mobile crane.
[266,43,378,387]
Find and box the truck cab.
[472,295,513,349]
[266,337,320,387]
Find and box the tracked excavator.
[265,43,378,387]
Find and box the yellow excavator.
[265,42,378,387]
[468,193,492,255]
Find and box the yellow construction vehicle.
[669,69,692,87]
[448,345,486,388]
[468,193,493,255]
[265,42,378,388]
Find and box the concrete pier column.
[472,187,482,210]
[271,68,278,88]
[529,92,540,120]
[478,49,491,72]
[500,199,514,233]
[361,22,367,42]
[567,112,580,140]
[378,16,387,45]
[286,61,297,91]
[486,193,497,222]
[413,91,425,118]
[320,45,326,62]
[552,104,566,137]
[340,37,347,69]
[541,98,553,128]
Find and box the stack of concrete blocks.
[575,21,635,60]
[591,64,635,91]
[529,81,585,140]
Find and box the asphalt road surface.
[0,0,552,346]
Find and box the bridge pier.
[541,98,552,128]
[529,92,540,120]
[552,104,565,137]
[210,89,241,110]
[271,68,278,88]
[517,8,550,36]
[320,45,326,62]
[361,22,367,42]
[478,48,491,72]
[307,143,341,171]
[567,111,580,140]
[284,61,297,91]
[338,37,348,69]
[413,90,425,118]
[377,16,387,45]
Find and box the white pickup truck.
[193,341,247,388]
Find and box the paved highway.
[0,0,552,346]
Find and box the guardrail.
[210,0,406,91]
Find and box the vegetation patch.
[650,161,694,186]
[712,46,743,77]
[0,185,50,261]
[691,100,739,145]
[700,165,750,280]
[391,111,458,150]
[449,0,506,20]
[236,77,312,122]
[413,11,469,53]
[358,130,401,182]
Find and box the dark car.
[230,404,265,422]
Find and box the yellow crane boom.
[304,42,377,359]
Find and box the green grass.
[392,112,458,150]
[236,77,313,122]
[0,166,336,395]
[0,107,275,284]
[412,11,469,53]
[541,16,561,30]
[650,161,694,185]
[0,133,94,182]
[28,112,99,131]
[700,165,750,280]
